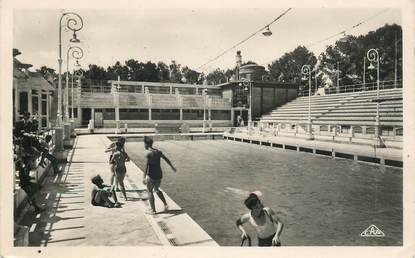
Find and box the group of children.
[90,136,284,247]
[14,112,61,213]
[91,136,176,215]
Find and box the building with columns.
[13,49,55,127]
[72,80,233,128]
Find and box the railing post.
[294,123,298,135]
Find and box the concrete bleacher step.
[339,111,403,116]
[340,100,403,106]
[312,120,402,126]
[259,88,403,128]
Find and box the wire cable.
[196,8,293,71]
[261,8,391,67]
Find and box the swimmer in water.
[236,191,284,246]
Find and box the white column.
[64,77,69,121]
[38,93,42,125]
[208,108,212,130]
[14,86,20,119]
[77,81,82,126]
[28,90,33,114]
[47,93,51,126]
[115,106,120,128]
[77,107,82,126]
[91,108,95,122]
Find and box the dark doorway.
[19,92,28,115]
[82,108,91,127]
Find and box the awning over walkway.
[14,74,55,91]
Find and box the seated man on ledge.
[91,174,121,208]
[39,135,61,175]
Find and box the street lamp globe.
[70,32,80,43]
[262,26,272,36]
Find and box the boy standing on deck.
[142,136,176,215]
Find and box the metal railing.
[231,121,403,139]
[298,79,402,97]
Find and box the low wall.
[108,133,224,143]
[102,120,232,128]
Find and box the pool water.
[126,140,402,246]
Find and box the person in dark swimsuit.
[142,136,176,215]
[236,191,284,246]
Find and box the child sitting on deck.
[91,174,121,208]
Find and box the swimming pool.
[126,139,402,246]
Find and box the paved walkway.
[17,135,217,246]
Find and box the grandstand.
[258,88,403,148]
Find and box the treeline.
[34,23,401,89]
[268,23,402,89]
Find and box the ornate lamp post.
[57,12,83,126]
[239,78,252,128]
[367,48,384,147]
[66,46,83,121]
[202,89,207,133]
[301,65,314,139]
[73,68,83,121]
[115,76,121,133]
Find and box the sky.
[13,8,401,74]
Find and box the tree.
[268,46,317,88]
[107,61,128,80]
[142,61,159,82]
[206,68,227,85]
[36,66,57,83]
[224,68,235,81]
[181,66,200,84]
[157,62,170,82]
[169,60,182,83]
[318,24,402,89]
[85,64,107,81]
[124,59,142,81]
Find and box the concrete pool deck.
[224,132,402,167]
[16,134,218,246]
